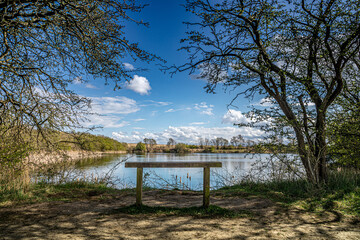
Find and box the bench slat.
[125,161,222,168]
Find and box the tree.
[219,137,229,148]
[167,138,176,147]
[135,142,146,153]
[230,135,245,148]
[246,140,255,147]
[0,1,159,151]
[212,137,229,149]
[143,138,157,150]
[204,138,211,147]
[178,0,360,184]
[198,138,204,148]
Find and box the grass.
[0,181,130,206]
[108,204,254,218]
[216,170,360,217]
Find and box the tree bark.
[315,112,328,183]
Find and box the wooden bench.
[125,161,222,208]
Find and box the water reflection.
[75,154,127,168]
[71,153,268,190]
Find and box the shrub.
[135,142,147,152]
[174,143,189,154]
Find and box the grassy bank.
[1,170,359,218]
[216,170,360,217]
[0,181,127,206]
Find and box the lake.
[72,153,275,190]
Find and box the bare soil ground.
[1,190,359,240]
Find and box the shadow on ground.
[1,190,359,239]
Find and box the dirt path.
[1,190,359,239]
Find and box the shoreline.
[26,150,126,167]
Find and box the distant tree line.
[130,135,297,154]
[55,132,127,152]
[198,135,252,149]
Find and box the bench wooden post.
[203,167,210,208]
[136,167,143,206]
[125,161,222,208]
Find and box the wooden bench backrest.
[125,161,222,168]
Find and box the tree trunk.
[315,113,328,183]
[294,129,317,184]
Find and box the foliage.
[4,131,128,153]
[143,138,157,150]
[0,134,30,167]
[0,0,158,165]
[230,135,244,147]
[327,82,360,168]
[185,144,198,149]
[74,133,127,152]
[212,137,229,149]
[178,0,360,184]
[167,138,176,147]
[135,142,147,152]
[174,143,190,154]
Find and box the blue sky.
[70,0,266,144]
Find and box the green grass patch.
[0,181,129,206]
[108,204,253,218]
[216,170,360,217]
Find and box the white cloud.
[201,108,213,116]
[112,131,143,143]
[194,102,214,115]
[83,115,129,128]
[222,110,251,124]
[144,100,172,106]
[189,122,207,125]
[222,109,272,127]
[123,63,135,71]
[133,127,144,130]
[164,102,214,115]
[165,108,176,113]
[164,107,188,113]
[112,126,265,144]
[255,97,315,108]
[84,96,138,128]
[91,96,139,115]
[255,97,274,107]
[72,76,98,89]
[85,83,97,89]
[134,118,145,122]
[126,75,151,95]
[73,76,82,85]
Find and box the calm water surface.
[74,153,271,190]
